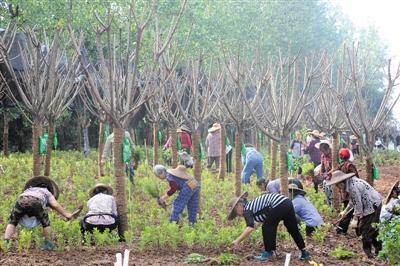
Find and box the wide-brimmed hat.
[177,125,191,133]
[315,140,332,150]
[309,130,322,138]
[288,183,306,196]
[208,123,221,133]
[350,135,358,140]
[89,183,113,197]
[325,170,355,186]
[227,192,248,220]
[167,165,192,180]
[385,181,399,204]
[24,176,59,199]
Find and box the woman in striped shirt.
[228,192,310,261]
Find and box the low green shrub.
[329,246,355,259]
[377,216,400,265]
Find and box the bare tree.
[69,1,186,236]
[336,45,400,185]
[243,51,326,196]
[0,25,79,176]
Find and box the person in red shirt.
[163,126,192,153]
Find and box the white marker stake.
[115,253,122,266]
[123,249,130,266]
[284,253,291,266]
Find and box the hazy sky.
[334,0,400,119]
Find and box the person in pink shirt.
[205,123,221,171]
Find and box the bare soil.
[1,166,398,266]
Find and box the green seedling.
[185,253,209,264]
[218,252,240,265]
[329,246,355,259]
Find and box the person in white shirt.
[80,184,119,239]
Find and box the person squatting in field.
[228,192,311,261]
[327,170,382,258]
[256,177,304,194]
[80,184,121,240]
[3,176,76,250]
[288,183,324,236]
[241,144,263,184]
[380,181,400,222]
[153,165,200,224]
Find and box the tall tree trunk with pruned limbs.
[235,127,242,196]
[153,122,159,166]
[218,124,226,180]
[192,131,202,182]
[270,139,277,180]
[98,122,105,177]
[44,122,54,176]
[3,112,9,157]
[32,120,42,176]
[170,128,178,168]
[113,127,128,238]
[365,155,374,186]
[331,132,340,209]
[279,139,289,196]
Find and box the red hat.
[339,148,350,160]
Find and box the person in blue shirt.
[288,183,324,236]
[241,144,263,184]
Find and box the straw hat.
[385,181,399,204]
[325,170,355,186]
[315,140,332,149]
[167,165,192,180]
[227,192,248,220]
[288,183,306,196]
[309,130,322,138]
[89,183,113,197]
[177,125,191,133]
[24,176,59,199]
[208,123,221,133]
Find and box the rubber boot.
[362,241,373,258]
[372,239,382,256]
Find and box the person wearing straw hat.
[3,176,76,250]
[327,170,382,258]
[228,192,310,261]
[80,184,120,238]
[163,125,192,153]
[288,184,324,236]
[316,140,333,205]
[241,144,263,184]
[153,164,200,224]
[334,148,358,235]
[380,181,400,222]
[257,177,304,194]
[205,123,221,171]
[304,130,322,167]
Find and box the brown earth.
[1,166,398,266]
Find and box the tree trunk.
[113,127,128,239]
[32,120,42,176]
[234,127,242,196]
[83,127,90,158]
[279,140,289,197]
[218,124,226,180]
[331,132,340,210]
[192,131,202,182]
[365,154,374,186]
[270,139,277,180]
[98,122,105,177]
[3,112,9,157]
[77,119,82,151]
[170,128,178,168]
[44,123,54,176]
[256,131,260,151]
[153,122,159,166]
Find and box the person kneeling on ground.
[80,184,121,239]
[153,165,200,224]
[241,144,263,184]
[4,176,74,250]
[288,184,324,236]
[228,192,311,261]
[327,170,382,258]
[256,177,303,194]
[380,181,400,222]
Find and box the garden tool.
[70,204,84,220]
[333,207,354,230]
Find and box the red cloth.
[180,132,192,149]
[339,148,350,160]
[167,180,178,196]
